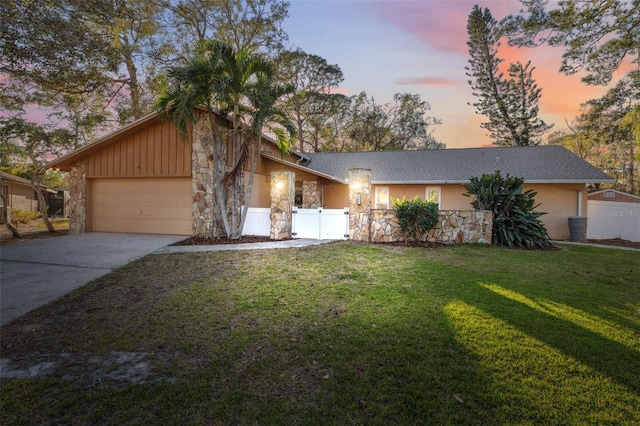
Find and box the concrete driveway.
[0,233,185,326]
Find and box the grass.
[1,242,639,424]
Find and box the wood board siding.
[86,120,191,178]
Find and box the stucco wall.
[525,183,586,240]
[246,170,271,208]
[323,184,349,208]
[329,182,586,240]
[5,183,39,212]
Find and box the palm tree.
[239,83,297,236]
[155,40,294,239]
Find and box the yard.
[1,242,639,424]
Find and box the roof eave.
[370,178,617,185]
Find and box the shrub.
[392,196,439,242]
[464,171,552,249]
[10,209,41,230]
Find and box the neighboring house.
[47,111,614,240]
[587,189,640,242]
[0,171,43,223]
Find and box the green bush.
[10,209,41,230]
[464,171,552,249]
[392,196,439,242]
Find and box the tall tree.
[550,76,639,194]
[501,0,640,86]
[275,49,344,153]
[0,118,75,232]
[346,92,444,152]
[74,0,167,122]
[466,5,552,146]
[311,94,354,152]
[0,0,118,99]
[579,77,638,193]
[155,40,294,239]
[168,0,289,57]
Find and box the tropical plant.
[464,171,552,249]
[391,196,439,242]
[155,39,294,239]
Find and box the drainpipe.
[577,188,582,216]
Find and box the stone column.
[348,168,371,241]
[270,171,295,240]
[302,181,319,208]
[68,159,86,234]
[191,114,215,237]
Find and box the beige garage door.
[91,178,192,235]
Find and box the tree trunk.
[230,107,241,239]
[296,105,305,153]
[209,113,232,238]
[124,49,143,120]
[32,177,55,233]
[238,136,260,238]
[0,182,21,238]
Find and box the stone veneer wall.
[270,171,295,240]
[348,168,372,241]
[302,181,319,208]
[191,114,217,237]
[68,159,87,234]
[370,209,493,244]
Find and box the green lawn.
[1,242,639,424]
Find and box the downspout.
[577,188,582,216]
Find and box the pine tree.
[466,5,552,146]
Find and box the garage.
[90,177,192,235]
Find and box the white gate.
[292,207,349,240]
[587,200,640,242]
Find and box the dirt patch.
[1,351,176,387]
[0,219,69,244]
[585,238,640,249]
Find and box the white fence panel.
[587,200,640,242]
[292,207,349,240]
[242,207,270,236]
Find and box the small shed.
[587,189,640,242]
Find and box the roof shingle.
[303,146,614,184]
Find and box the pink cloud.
[376,1,521,55]
[395,77,458,87]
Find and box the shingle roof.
[303,146,614,184]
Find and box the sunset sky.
[283,0,618,148]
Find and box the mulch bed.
[171,235,282,246]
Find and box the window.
[425,186,441,208]
[375,187,389,209]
